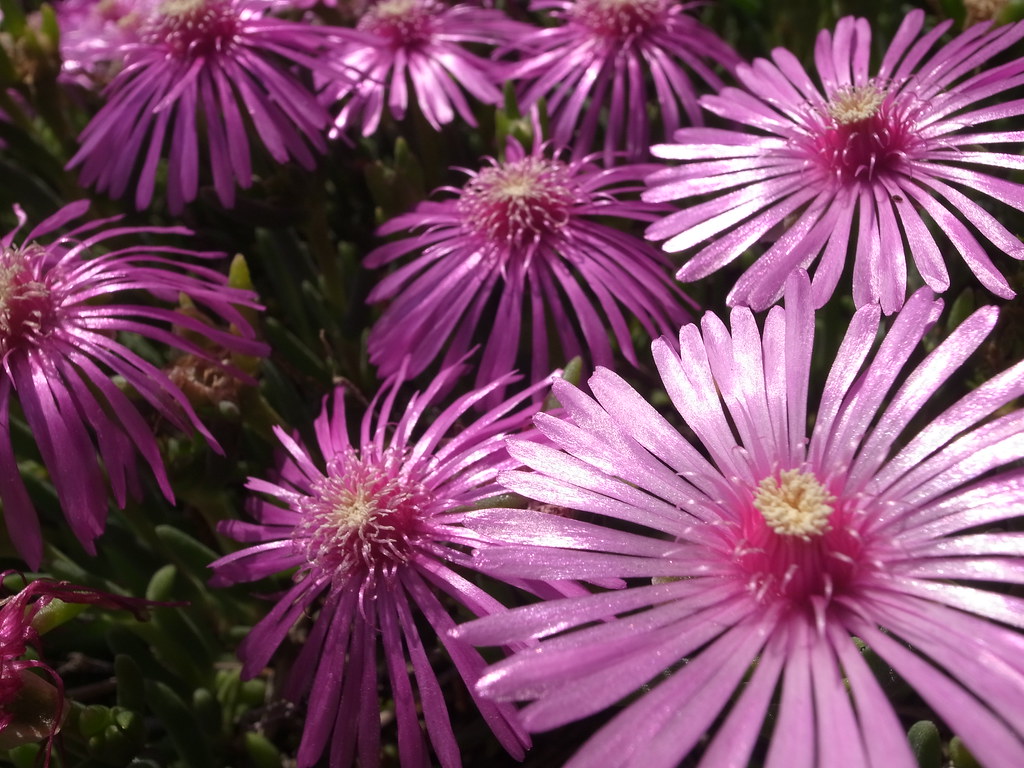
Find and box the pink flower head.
[321,0,528,136]
[366,138,693,395]
[0,201,266,568]
[67,0,341,213]
[210,364,573,767]
[506,0,739,162]
[0,573,156,763]
[645,11,1024,313]
[456,270,1024,768]
[56,0,154,84]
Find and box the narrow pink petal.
[853,620,1024,768]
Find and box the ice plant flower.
[366,139,693,394]
[505,0,739,162]
[0,201,265,568]
[0,573,156,764]
[57,0,153,84]
[321,0,527,137]
[67,0,342,213]
[210,365,572,768]
[455,271,1024,768]
[645,11,1024,314]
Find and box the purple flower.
[0,201,265,568]
[505,0,739,162]
[0,573,158,763]
[321,0,527,136]
[56,0,153,85]
[455,271,1024,768]
[366,138,693,395]
[210,365,572,768]
[67,0,341,213]
[645,11,1024,313]
[0,579,68,761]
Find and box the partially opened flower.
[0,201,265,568]
[506,0,739,162]
[0,573,156,764]
[367,138,693,394]
[210,365,571,767]
[321,0,527,137]
[67,0,342,213]
[645,11,1024,313]
[456,271,1024,768]
[0,582,66,759]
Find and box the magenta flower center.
[358,0,440,46]
[568,0,669,40]
[457,157,580,250]
[0,248,57,357]
[147,0,240,58]
[813,84,913,183]
[298,460,430,583]
[737,469,866,610]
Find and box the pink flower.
[321,0,528,136]
[210,365,573,768]
[506,0,739,162]
[0,573,156,764]
[456,271,1024,768]
[645,11,1024,313]
[67,0,341,213]
[56,0,154,84]
[0,201,265,568]
[366,139,693,395]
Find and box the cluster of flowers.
[0,0,1022,765]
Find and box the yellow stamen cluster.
[753,469,834,540]
[827,84,886,125]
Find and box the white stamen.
[753,469,834,540]
[827,84,886,125]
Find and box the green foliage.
[908,721,942,768]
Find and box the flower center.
[358,0,440,46]
[568,0,669,39]
[457,157,579,250]
[146,0,240,57]
[0,248,57,357]
[814,83,912,183]
[753,469,833,540]
[736,469,868,609]
[827,84,885,125]
[298,459,429,583]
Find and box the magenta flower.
[0,579,66,759]
[321,0,527,137]
[56,0,153,84]
[366,139,693,394]
[645,11,1024,313]
[0,573,156,762]
[210,365,572,768]
[505,0,739,162]
[67,0,340,213]
[456,271,1024,768]
[0,201,265,568]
